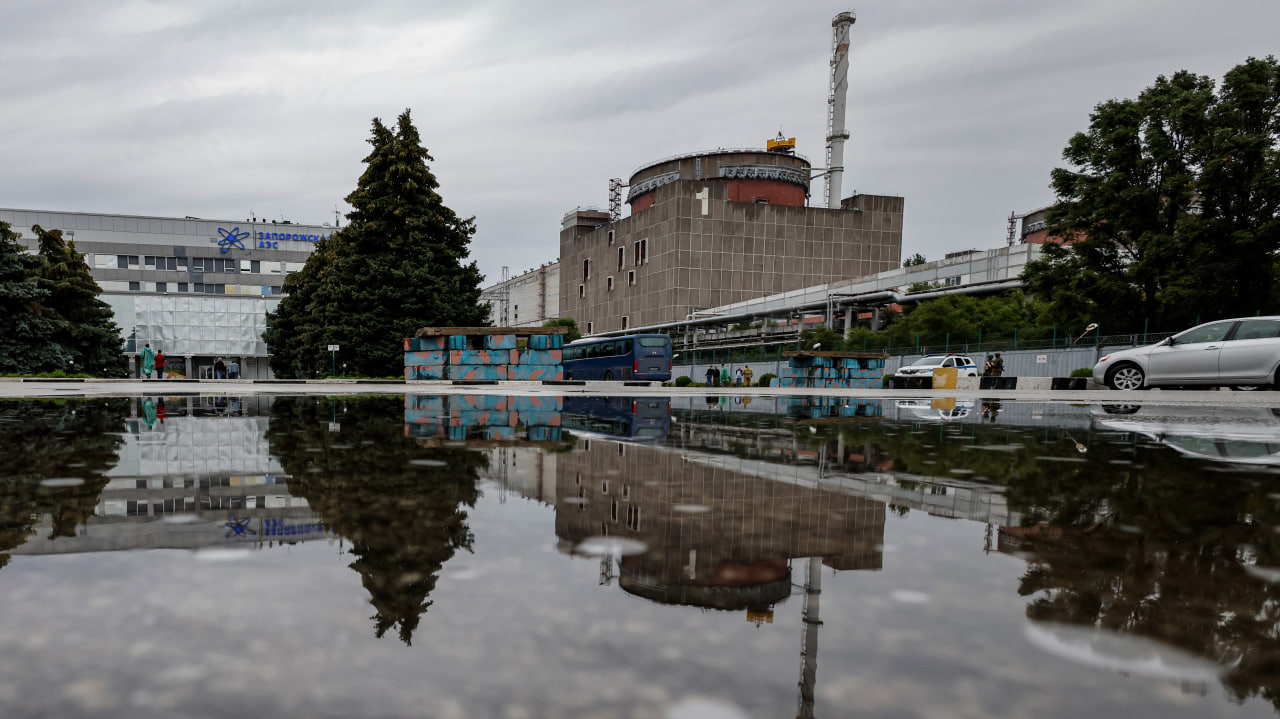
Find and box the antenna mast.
[825,11,856,209]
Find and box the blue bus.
[562,334,673,381]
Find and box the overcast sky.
[4,1,1278,284]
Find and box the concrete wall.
[560,179,903,335]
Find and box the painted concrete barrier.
[778,351,888,389]
[404,394,564,443]
[405,327,566,381]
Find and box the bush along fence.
[404,394,563,442]
[779,351,887,389]
[405,327,566,381]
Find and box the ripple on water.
[1024,622,1223,682]
[1243,565,1280,584]
[194,548,254,563]
[672,504,711,514]
[573,536,648,557]
[40,477,84,488]
[409,459,447,467]
[161,514,200,524]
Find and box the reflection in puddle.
[0,394,1279,716]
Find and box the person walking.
[214,357,227,379]
[704,365,718,387]
[228,359,240,379]
[742,366,754,387]
[154,351,166,380]
[991,353,1005,377]
[734,366,743,387]
[140,344,156,380]
[720,365,731,388]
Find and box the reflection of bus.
[562,396,671,441]
[562,334,672,381]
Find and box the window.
[128,281,140,291]
[1231,319,1280,340]
[128,256,139,267]
[626,506,640,531]
[586,321,593,334]
[178,282,188,292]
[194,283,204,293]
[176,257,188,269]
[617,246,625,270]
[634,238,648,265]
[117,255,129,269]
[1175,321,1234,345]
[578,284,585,299]
[156,282,167,293]
[167,257,177,270]
[607,276,614,292]
[621,316,629,330]
[240,259,252,272]
[608,229,615,245]
[583,259,590,280]
[251,260,261,273]
[145,256,156,267]
[628,270,636,286]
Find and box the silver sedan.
[1094,317,1280,390]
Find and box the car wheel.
[1101,404,1141,415]
[604,370,614,381]
[1233,385,1263,391]
[1106,363,1145,391]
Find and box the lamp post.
[343,363,347,378]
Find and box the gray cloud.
[2,0,1278,285]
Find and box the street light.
[343,362,347,378]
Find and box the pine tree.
[266,109,489,378]
[31,225,129,377]
[0,220,64,374]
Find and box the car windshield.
[908,357,946,367]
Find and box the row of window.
[578,270,638,300]
[574,319,625,335]
[95,254,301,274]
[99,280,282,295]
[583,238,648,280]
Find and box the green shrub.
[882,373,894,387]
[674,375,693,387]
[1070,368,1093,378]
[757,373,776,387]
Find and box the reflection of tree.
[0,399,127,566]
[266,396,485,645]
[1002,446,1280,711]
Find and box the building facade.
[0,208,332,378]
[479,262,560,327]
[559,149,904,335]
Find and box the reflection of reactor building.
[555,437,885,612]
[560,147,904,334]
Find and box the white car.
[895,354,979,378]
[1093,316,1280,390]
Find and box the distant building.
[0,207,331,378]
[560,148,904,335]
[479,263,560,327]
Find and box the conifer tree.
[0,220,64,374]
[266,109,488,377]
[31,225,129,377]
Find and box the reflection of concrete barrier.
[932,367,958,389]
[404,394,563,443]
[404,327,565,381]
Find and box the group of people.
[138,344,240,379]
[983,353,1005,377]
[703,364,754,387]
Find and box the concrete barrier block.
[406,365,446,381]
[485,334,517,350]
[1016,376,1052,390]
[446,364,509,381]
[449,349,516,366]
[447,335,467,350]
[405,350,446,367]
[407,336,448,351]
[549,334,564,349]
[527,334,549,350]
[510,396,563,412]
[519,410,562,427]
[526,426,563,442]
[890,376,932,389]
[517,349,562,365]
[1051,377,1088,390]
[451,395,509,412]
[980,376,1018,390]
[509,365,563,381]
[956,376,980,390]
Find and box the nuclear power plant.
[483,11,913,336]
